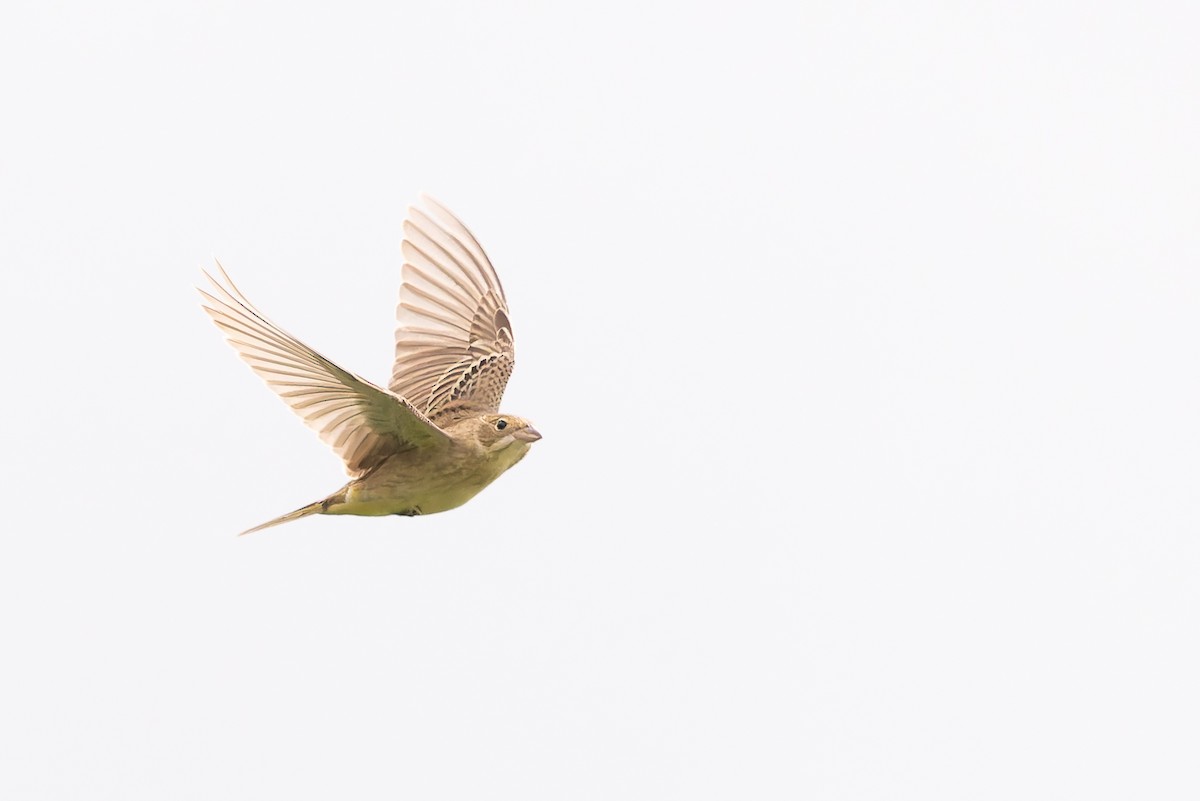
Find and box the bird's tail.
[239,499,326,536]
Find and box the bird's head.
[472,414,542,455]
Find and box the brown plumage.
[199,195,540,535]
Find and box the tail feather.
[239,499,325,536]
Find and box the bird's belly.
[327,462,494,516]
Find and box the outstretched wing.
[199,262,450,477]
[389,195,515,421]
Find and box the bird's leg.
[392,506,423,517]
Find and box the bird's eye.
[496,419,507,430]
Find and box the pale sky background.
[2,1,1198,799]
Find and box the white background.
[2,1,1198,798]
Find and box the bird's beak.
[514,426,542,443]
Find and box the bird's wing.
[389,195,515,420]
[199,262,451,478]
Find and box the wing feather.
[200,262,450,477]
[389,196,516,420]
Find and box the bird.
[198,195,541,535]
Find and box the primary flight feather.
[199,195,541,535]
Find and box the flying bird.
[199,195,541,535]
